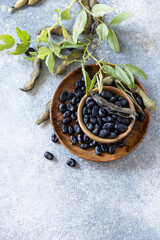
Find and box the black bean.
[112,114,117,120]
[87,101,95,109]
[108,132,117,139]
[71,113,77,120]
[62,124,68,134]
[90,140,97,148]
[117,139,126,147]
[137,113,145,122]
[86,122,94,131]
[83,107,87,115]
[25,47,35,56]
[115,101,122,107]
[75,79,85,88]
[80,143,90,150]
[87,109,92,114]
[44,152,54,160]
[102,116,113,122]
[108,144,116,154]
[90,116,97,124]
[83,114,89,124]
[136,96,143,107]
[118,96,128,106]
[117,116,130,125]
[51,133,58,143]
[97,117,103,127]
[70,135,78,145]
[92,125,100,135]
[59,103,67,113]
[99,129,109,138]
[99,108,107,118]
[74,124,81,134]
[95,146,102,155]
[67,103,76,112]
[59,90,68,103]
[67,92,75,101]
[114,129,119,135]
[81,86,86,94]
[101,144,108,152]
[85,97,93,105]
[63,111,71,118]
[92,105,100,117]
[77,133,84,143]
[102,122,114,130]
[83,134,90,143]
[101,90,113,99]
[68,125,74,135]
[62,117,72,125]
[73,88,84,97]
[75,119,79,124]
[115,122,127,133]
[66,158,77,167]
[109,96,117,104]
[72,96,80,105]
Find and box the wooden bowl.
[77,86,135,144]
[50,64,151,162]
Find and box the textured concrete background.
[0,0,160,240]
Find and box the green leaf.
[91,4,113,17]
[0,34,15,45]
[24,56,36,61]
[0,44,13,51]
[90,74,97,90]
[61,8,71,20]
[103,64,116,78]
[73,9,87,43]
[115,66,132,89]
[54,8,61,15]
[108,29,120,53]
[124,65,134,89]
[61,42,85,49]
[98,71,103,93]
[125,64,148,80]
[82,64,91,94]
[61,25,72,42]
[50,42,67,59]
[45,53,55,74]
[38,46,51,60]
[16,27,29,42]
[37,29,48,43]
[9,42,30,55]
[96,23,108,41]
[110,12,133,25]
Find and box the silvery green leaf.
[110,12,133,25]
[96,23,108,41]
[90,75,96,90]
[45,53,55,74]
[91,4,113,17]
[16,27,29,42]
[51,42,67,59]
[103,65,116,78]
[8,42,30,55]
[73,9,87,43]
[61,42,85,49]
[108,29,120,53]
[61,26,72,42]
[38,46,51,59]
[125,64,148,80]
[124,65,134,89]
[115,66,132,89]
[99,71,103,93]
[82,64,91,94]
[37,29,48,43]
[61,8,71,20]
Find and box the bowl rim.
[77,86,136,144]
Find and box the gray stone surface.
[0,0,160,239]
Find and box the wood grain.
[50,64,151,162]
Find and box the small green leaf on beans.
[91,4,113,17]
[0,35,15,45]
[125,64,148,80]
[45,53,55,74]
[90,74,96,90]
[37,29,48,43]
[38,46,51,60]
[54,8,61,15]
[82,64,91,93]
[9,42,30,55]
[124,65,134,89]
[115,66,132,89]
[108,29,120,53]
[96,23,108,41]
[98,71,103,93]
[103,64,116,78]
[61,26,72,42]
[50,42,67,59]
[110,12,133,25]
[61,8,71,20]
[61,42,85,49]
[73,9,87,43]
[16,27,29,42]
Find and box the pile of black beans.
[58,77,145,156]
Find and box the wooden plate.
[50,64,151,162]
